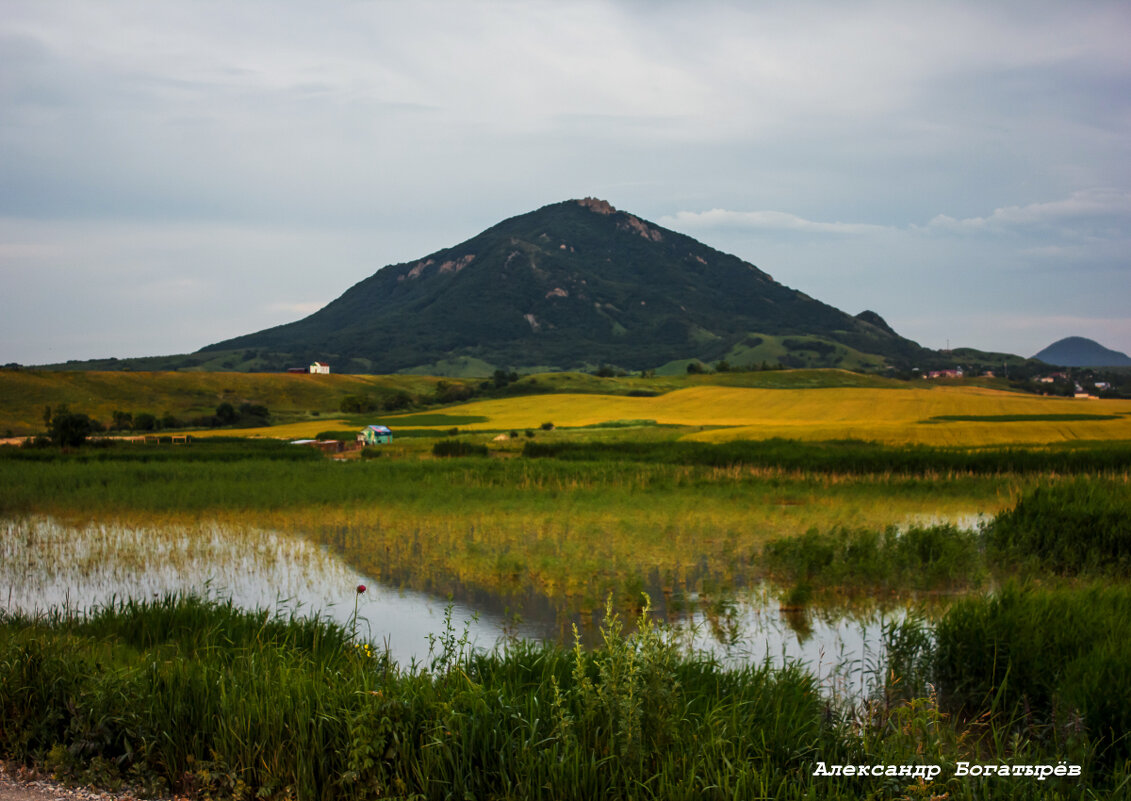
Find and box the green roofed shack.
[359,425,393,445]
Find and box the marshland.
[2,375,1131,799]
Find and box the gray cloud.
[2,0,1130,363]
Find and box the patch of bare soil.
[0,763,180,801]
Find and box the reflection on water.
[0,516,541,666]
[671,587,902,699]
[2,516,911,689]
[900,511,990,531]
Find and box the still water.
[2,516,903,691]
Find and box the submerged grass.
[763,523,986,597]
[6,441,1123,623]
[0,446,1022,623]
[2,434,1129,797]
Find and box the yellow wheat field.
[408,385,1131,446]
[180,385,1131,446]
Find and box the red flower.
[356,584,367,594]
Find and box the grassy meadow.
[3,368,1131,798]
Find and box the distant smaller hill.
[1032,336,1131,367]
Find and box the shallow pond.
[2,516,912,691]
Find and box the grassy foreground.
[2,592,1123,801]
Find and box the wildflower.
[357,584,366,594]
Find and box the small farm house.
[309,362,330,374]
[359,425,393,445]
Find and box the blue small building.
[359,425,393,445]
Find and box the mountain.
[1032,336,1131,367]
[199,198,928,374]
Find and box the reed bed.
[523,437,1131,475]
[984,479,1131,575]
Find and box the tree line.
[35,402,272,447]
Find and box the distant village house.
[359,425,393,445]
[310,362,330,374]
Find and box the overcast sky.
[2,0,1130,365]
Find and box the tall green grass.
[763,524,985,596]
[0,594,856,800]
[984,479,1131,575]
[1,438,322,463]
[4,593,1122,799]
[930,584,1131,768]
[524,437,1131,475]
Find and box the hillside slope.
[200,198,928,373]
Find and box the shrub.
[432,440,488,458]
[339,394,377,414]
[48,407,95,447]
[214,402,237,425]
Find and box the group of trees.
[107,402,270,432]
[339,392,414,414]
[686,360,786,375]
[43,405,100,447]
[338,372,526,416]
[37,401,272,447]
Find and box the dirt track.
[0,764,150,801]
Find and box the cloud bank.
[2,0,1130,362]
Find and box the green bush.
[432,439,489,458]
[316,430,358,441]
